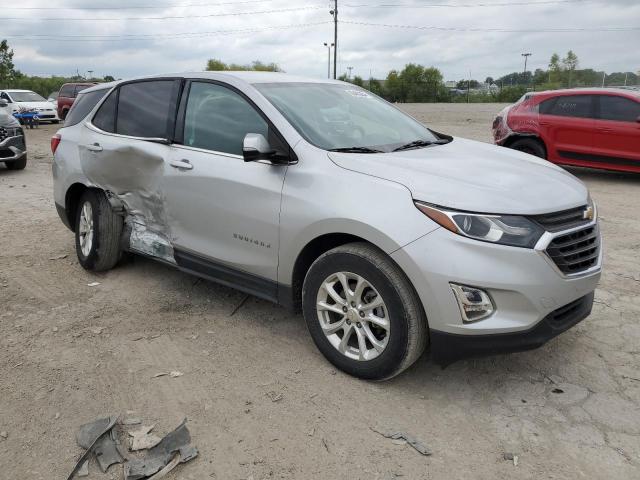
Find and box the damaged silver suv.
[53,73,601,380]
[0,98,27,170]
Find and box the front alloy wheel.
[317,272,390,361]
[303,242,427,380]
[78,201,94,257]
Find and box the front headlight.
[414,201,544,248]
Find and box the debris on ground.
[67,416,119,479]
[77,416,124,473]
[129,425,162,451]
[152,371,183,379]
[49,254,69,260]
[0,431,7,439]
[125,419,198,480]
[77,460,89,477]
[121,417,142,426]
[371,427,432,456]
[87,282,101,287]
[503,452,519,466]
[230,293,250,316]
[68,416,198,479]
[266,391,283,402]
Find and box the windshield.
[255,82,438,152]
[10,91,47,102]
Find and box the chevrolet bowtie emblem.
[583,206,594,221]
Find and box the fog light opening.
[450,283,494,323]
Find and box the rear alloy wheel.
[75,189,123,271]
[510,138,546,159]
[303,242,427,380]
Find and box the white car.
[0,89,60,123]
[51,73,601,379]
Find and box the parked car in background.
[0,98,27,170]
[52,73,601,380]
[0,89,60,124]
[48,91,59,105]
[493,88,640,173]
[57,82,97,120]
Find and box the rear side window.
[546,95,593,118]
[59,85,74,98]
[64,89,108,127]
[116,80,179,138]
[598,95,640,122]
[93,90,117,133]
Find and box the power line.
[1,0,276,9]
[343,0,590,7]
[0,5,326,21]
[341,19,640,32]
[2,21,332,42]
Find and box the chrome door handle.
[170,159,193,170]
[84,143,103,152]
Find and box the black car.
[0,99,27,170]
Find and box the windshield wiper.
[392,139,449,152]
[328,146,384,154]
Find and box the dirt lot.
[1,104,639,480]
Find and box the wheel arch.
[503,134,548,158]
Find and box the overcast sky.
[3,0,639,82]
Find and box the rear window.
[64,89,109,127]
[59,85,74,98]
[598,95,640,122]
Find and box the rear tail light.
[51,134,61,154]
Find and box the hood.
[11,101,56,111]
[328,137,588,215]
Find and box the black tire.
[75,189,123,271]
[302,242,427,380]
[510,137,546,159]
[5,155,27,170]
[52,120,60,124]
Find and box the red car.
[57,82,97,120]
[493,88,640,173]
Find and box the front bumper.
[0,131,27,162]
[430,291,593,366]
[391,221,601,359]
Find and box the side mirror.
[243,133,276,162]
[0,99,8,108]
[636,115,640,123]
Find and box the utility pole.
[601,71,606,87]
[323,42,333,79]
[347,66,353,80]
[624,72,628,86]
[521,53,532,85]
[330,1,338,80]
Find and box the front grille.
[532,206,590,232]
[0,127,6,141]
[546,225,600,275]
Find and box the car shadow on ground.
[566,166,640,183]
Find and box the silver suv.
[52,72,601,379]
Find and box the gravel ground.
[1,104,639,480]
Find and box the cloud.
[3,0,639,81]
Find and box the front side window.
[92,90,117,133]
[598,95,640,122]
[255,82,439,151]
[183,82,268,155]
[547,95,593,118]
[65,89,108,127]
[9,91,46,102]
[116,80,179,138]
